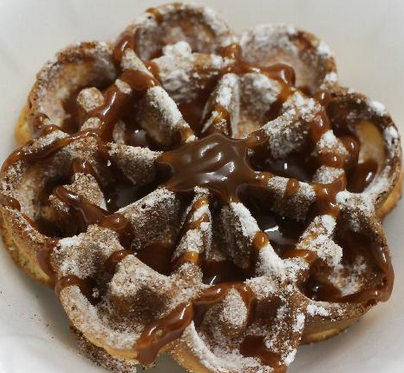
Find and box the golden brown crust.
[15,105,31,146]
[377,171,402,219]
[0,214,49,285]
[71,326,138,373]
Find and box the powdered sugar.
[307,304,329,317]
[369,100,387,116]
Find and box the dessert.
[0,3,402,373]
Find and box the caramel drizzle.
[301,231,394,304]
[54,275,94,300]
[146,7,163,24]
[1,129,98,174]
[240,336,286,373]
[200,43,296,136]
[157,132,268,202]
[88,69,159,142]
[105,250,132,274]
[0,20,393,366]
[221,43,295,86]
[134,283,255,365]
[0,193,21,210]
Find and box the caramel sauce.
[53,186,109,231]
[253,231,270,249]
[195,43,295,136]
[105,250,132,273]
[172,251,201,270]
[0,27,394,365]
[135,302,194,365]
[347,159,378,193]
[1,130,98,174]
[282,248,318,265]
[113,34,135,66]
[54,185,134,244]
[240,336,286,373]
[71,158,98,179]
[31,113,51,138]
[146,7,163,24]
[157,132,266,202]
[99,213,133,246]
[202,260,247,285]
[0,193,21,210]
[88,69,159,142]
[201,104,233,136]
[135,242,174,275]
[37,238,59,283]
[312,174,347,218]
[62,89,83,134]
[54,275,93,299]
[285,178,300,198]
[135,282,255,365]
[301,231,394,304]
[221,43,295,86]
[126,128,151,148]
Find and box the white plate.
[0,1,403,372]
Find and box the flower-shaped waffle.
[0,3,402,373]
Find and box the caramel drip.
[235,283,256,325]
[285,178,300,198]
[221,43,295,86]
[302,232,394,304]
[172,251,201,271]
[135,302,194,365]
[344,234,393,303]
[347,159,378,193]
[54,275,93,299]
[144,60,160,79]
[157,132,265,202]
[282,248,318,265]
[53,186,109,231]
[135,283,255,365]
[0,193,21,210]
[201,104,232,136]
[71,158,98,179]
[146,7,163,24]
[202,260,248,285]
[135,242,174,275]
[88,69,159,142]
[1,130,98,174]
[31,113,51,137]
[240,336,286,373]
[54,185,133,244]
[178,196,210,234]
[340,135,360,162]
[99,213,133,246]
[199,43,295,136]
[125,127,151,148]
[188,213,210,230]
[253,231,270,249]
[37,238,59,283]
[113,34,135,66]
[105,250,132,273]
[312,175,347,218]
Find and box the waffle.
[0,3,402,373]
